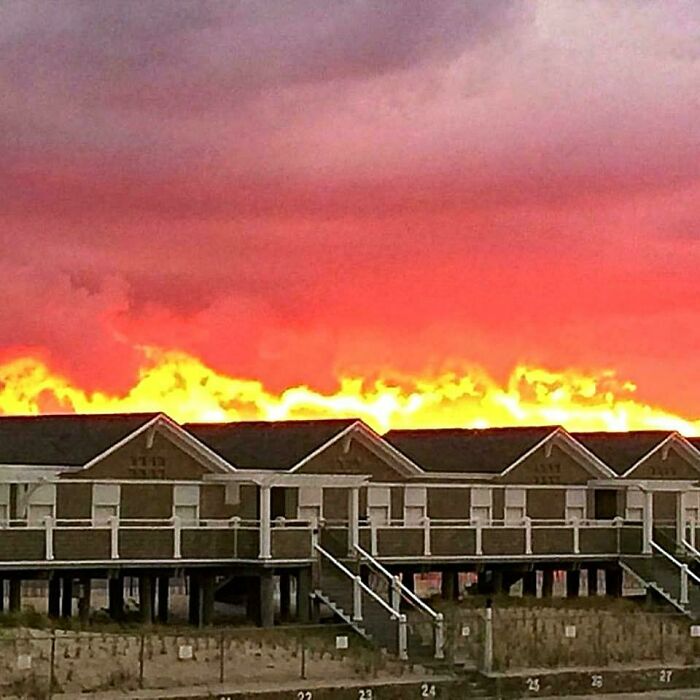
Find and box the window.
[93,484,120,525]
[404,486,427,525]
[470,488,492,523]
[625,489,644,521]
[368,487,390,526]
[26,484,56,526]
[504,488,526,523]
[173,485,200,525]
[299,486,322,524]
[0,485,9,526]
[565,489,586,521]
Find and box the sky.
[1,1,700,429]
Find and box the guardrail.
[315,543,407,660]
[354,543,444,659]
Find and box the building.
[1,413,699,659]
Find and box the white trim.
[81,414,236,474]
[621,433,700,478]
[499,428,617,479]
[289,420,424,477]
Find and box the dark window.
[594,490,618,519]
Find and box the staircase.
[621,534,700,618]
[314,544,405,657]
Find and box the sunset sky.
[2,1,700,429]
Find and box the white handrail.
[354,544,438,620]
[682,538,700,562]
[651,540,700,586]
[315,544,400,619]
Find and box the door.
[594,490,617,519]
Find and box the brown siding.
[54,530,110,560]
[498,444,591,485]
[632,447,700,480]
[199,484,241,519]
[0,531,45,561]
[653,491,677,521]
[377,528,424,557]
[120,483,173,519]
[181,529,237,559]
[427,488,470,519]
[526,489,565,519]
[323,488,349,519]
[296,435,407,482]
[72,431,209,481]
[239,485,259,519]
[532,527,573,554]
[482,528,525,556]
[391,487,404,521]
[492,490,505,520]
[271,529,312,559]
[431,528,476,556]
[56,483,92,520]
[119,529,174,559]
[579,528,617,554]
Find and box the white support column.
[109,515,120,559]
[676,491,687,547]
[483,606,494,673]
[398,614,408,661]
[643,490,653,554]
[681,564,690,606]
[524,517,532,555]
[44,516,54,561]
[348,487,360,557]
[172,515,182,559]
[260,485,272,560]
[423,516,431,556]
[391,576,401,611]
[370,519,378,556]
[476,521,483,556]
[353,575,363,621]
[573,518,580,554]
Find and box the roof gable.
[0,413,159,466]
[186,419,357,471]
[385,426,559,474]
[571,431,674,476]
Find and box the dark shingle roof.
[385,426,558,473]
[571,431,673,475]
[0,413,159,466]
[185,419,357,470]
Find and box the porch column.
[296,568,311,623]
[643,490,653,554]
[260,485,272,560]
[677,491,687,546]
[260,571,275,628]
[48,576,61,618]
[280,572,292,622]
[522,571,537,597]
[157,575,170,624]
[566,570,580,598]
[61,576,73,617]
[348,487,360,556]
[139,575,154,623]
[0,577,4,612]
[541,569,554,598]
[441,569,459,601]
[108,576,124,620]
[78,576,92,623]
[9,578,22,612]
[587,567,599,596]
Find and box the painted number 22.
[297,693,312,700]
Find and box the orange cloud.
[1,348,698,435]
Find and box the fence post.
[434,612,445,660]
[48,630,56,699]
[483,604,493,674]
[138,632,145,689]
[300,633,307,680]
[219,630,225,684]
[398,614,408,661]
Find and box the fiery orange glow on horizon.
[0,349,698,435]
